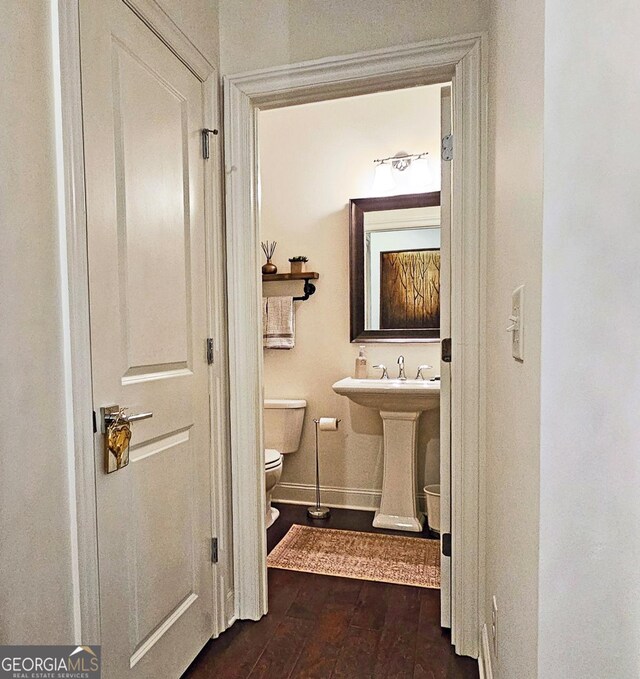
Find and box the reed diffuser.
[261,241,277,274]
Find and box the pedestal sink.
[332,377,440,532]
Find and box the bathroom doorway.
[223,36,485,660]
[257,81,452,618]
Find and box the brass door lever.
[100,405,153,473]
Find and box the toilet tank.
[264,399,307,453]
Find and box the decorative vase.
[262,259,277,274]
[290,261,304,274]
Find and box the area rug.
[267,524,440,589]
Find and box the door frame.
[54,0,230,645]
[224,34,487,657]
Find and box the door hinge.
[211,537,218,563]
[92,410,97,434]
[201,128,218,160]
[206,338,214,365]
[442,337,452,363]
[442,532,452,558]
[441,133,453,161]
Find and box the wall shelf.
[262,272,320,301]
[261,272,319,281]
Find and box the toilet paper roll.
[318,417,340,431]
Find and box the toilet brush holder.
[307,418,340,520]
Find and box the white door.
[439,84,453,629]
[80,1,214,676]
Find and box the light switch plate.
[512,285,524,361]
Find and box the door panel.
[131,434,195,644]
[439,85,452,629]
[114,42,192,374]
[80,1,213,677]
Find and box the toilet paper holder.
[307,418,341,520]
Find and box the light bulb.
[409,155,432,191]
[372,162,395,195]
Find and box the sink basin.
[332,377,440,412]
[332,376,441,532]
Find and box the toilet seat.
[265,448,282,470]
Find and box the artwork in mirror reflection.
[380,248,440,329]
[364,206,441,331]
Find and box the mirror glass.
[364,206,441,331]
[349,192,441,342]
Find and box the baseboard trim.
[273,481,427,513]
[273,482,381,511]
[478,624,494,679]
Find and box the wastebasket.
[424,484,440,533]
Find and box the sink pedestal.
[373,410,424,532]
[331,377,439,534]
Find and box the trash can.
[424,484,440,533]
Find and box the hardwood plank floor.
[266,503,439,554]
[184,503,478,679]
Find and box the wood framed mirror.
[349,191,441,342]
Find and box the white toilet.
[264,398,306,528]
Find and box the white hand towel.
[263,296,295,349]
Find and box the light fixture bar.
[373,152,429,164]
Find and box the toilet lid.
[265,448,282,468]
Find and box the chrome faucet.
[415,364,433,380]
[373,364,389,379]
[397,355,407,381]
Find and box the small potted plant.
[288,256,308,274]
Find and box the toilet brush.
[307,418,340,520]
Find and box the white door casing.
[224,35,486,657]
[80,0,218,675]
[440,84,453,629]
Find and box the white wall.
[219,0,488,75]
[486,0,544,675]
[0,0,220,645]
[0,0,76,643]
[259,86,444,506]
[539,1,640,677]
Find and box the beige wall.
[0,0,219,644]
[485,0,544,676]
[158,0,219,66]
[259,85,444,505]
[219,0,488,75]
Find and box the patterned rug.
[267,524,440,589]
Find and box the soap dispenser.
[354,345,368,379]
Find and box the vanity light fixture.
[372,151,431,195]
[373,151,429,171]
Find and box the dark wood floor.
[266,503,440,553]
[184,503,478,679]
